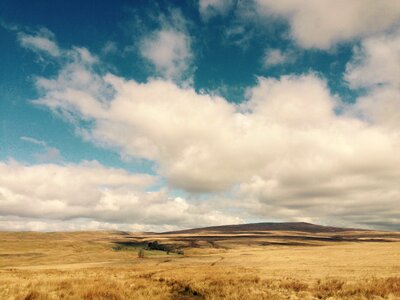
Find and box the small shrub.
[138,248,145,258]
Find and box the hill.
[162,221,367,234]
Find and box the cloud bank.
[0,160,241,231]
[3,4,400,230]
[254,0,400,49]
[21,35,399,229]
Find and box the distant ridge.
[162,222,368,234]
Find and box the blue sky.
[1,0,400,231]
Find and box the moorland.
[1,222,400,299]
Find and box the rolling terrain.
[1,222,400,299]
[162,221,368,233]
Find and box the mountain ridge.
[161,222,370,234]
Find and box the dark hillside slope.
[162,222,368,234]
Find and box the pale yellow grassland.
[1,231,400,299]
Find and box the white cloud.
[0,216,179,232]
[199,0,235,20]
[140,30,192,81]
[30,43,400,229]
[263,48,294,67]
[12,26,400,229]
[139,10,193,82]
[346,31,400,89]
[346,30,400,129]
[18,28,61,57]
[254,0,400,49]
[0,160,241,231]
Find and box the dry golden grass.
[1,230,400,299]
[2,267,400,300]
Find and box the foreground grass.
[1,231,400,299]
[1,266,400,300]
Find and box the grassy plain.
[1,226,400,299]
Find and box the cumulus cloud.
[346,30,400,129]
[254,0,400,49]
[0,160,241,231]
[346,31,400,89]
[139,10,193,82]
[140,30,191,80]
[7,18,398,230]
[0,216,182,232]
[18,28,61,57]
[28,41,400,229]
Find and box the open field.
[1,223,400,299]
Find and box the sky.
[0,0,400,232]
